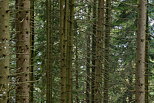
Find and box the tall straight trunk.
[95,0,104,103]
[91,0,96,102]
[145,0,149,102]
[104,0,111,102]
[15,0,31,102]
[86,5,91,103]
[60,0,74,103]
[46,0,52,102]
[60,0,67,102]
[30,0,35,102]
[128,61,133,103]
[0,0,10,102]
[67,0,74,102]
[135,0,147,103]
[75,29,79,103]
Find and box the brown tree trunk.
[145,1,149,102]
[60,0,74,103]
[46,0,53,102]
[0,0,10,102]
[104,0,111,102]
[30,0,35,102]
[135,0,147,103]
[86,5,91,103]
[60,0,66,102]
[91,0,96,102]
[15,0,31,102]
[95,0,104,103]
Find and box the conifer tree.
[135,0,147,102]
[15,0,31,102]
[0,0,10,102]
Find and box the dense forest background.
[0,0,154,103]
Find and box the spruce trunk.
[0,0,10,102]
[46,0,52,102]
[104,0,111,102]
[135,0,147,102]
[95,0,104,102]
[15,0,31,102]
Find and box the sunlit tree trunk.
[135,0,147,103]
[15,0,31,102]
[0,0,10,102]
[104,0,111,102]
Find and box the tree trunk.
[15,0,31,102]
[145,0,149,102]
[67,0,74,102]
[75,27,79,103]
[60,0,74,102]
[104,0,111,102]
[86,5,91,103]
[135,0,147,102]
[0,0,10,102]
[95,0,104,103]
[46,0,53,102]
[91,0,96,102]
[30,0,35,102]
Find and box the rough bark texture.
[0,0,10,102]
[95,0,104,103]
[104,0,111,102]
[16,0,31,102]
[46,0,52,102]
[135,0,147,102]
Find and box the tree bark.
[104,0,111,102]
[30,0,35,102]
[91,0,96,102]
[60,0,74,102]
[0,0,10,102]
[15,0,31,102]
[135,0,147,102]
[145,0,149,102]
[46,0,53,102]
[16,0,30,103]
[86,5,91,103]
[95,0,104,103]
